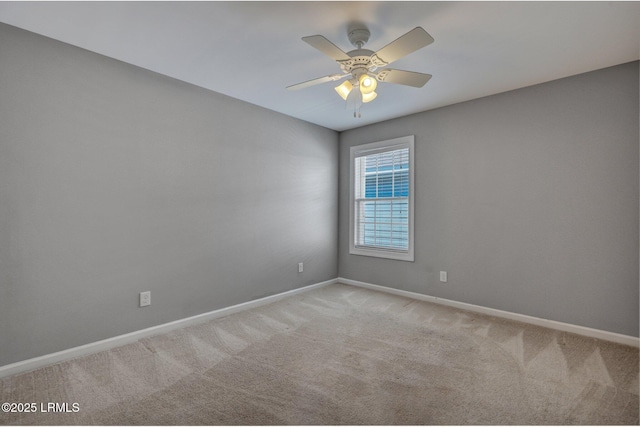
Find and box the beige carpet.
[1,283,638,425]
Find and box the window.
[349,136,414,261]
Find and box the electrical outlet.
[139,291,151,307]
[439,271,448,283]
[298,262,304,273]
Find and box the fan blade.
[287,74,348,90]
[373,27,434,65]
[376,69,432,87]
[302,35,351,61]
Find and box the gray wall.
[0,23,339,366]
[1,21,637,368]
[339,61,639,337]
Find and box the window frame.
[349,135,415,262]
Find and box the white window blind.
[349,136,414,261]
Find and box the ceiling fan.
[287,24,434,117]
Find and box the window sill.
[349,246,414,262]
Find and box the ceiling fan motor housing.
[339,51,374,75]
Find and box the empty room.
[0,2,638,425]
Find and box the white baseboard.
[0,278,338,379]
[3,276,635,379]
[338,277,639,348]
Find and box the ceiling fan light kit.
[287,24,434,118]
[335,80,353,100]
[362,91,377,103]
[359,73,377,94]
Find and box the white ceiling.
[1,1,639,131]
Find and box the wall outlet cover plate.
[139,291,151,307]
